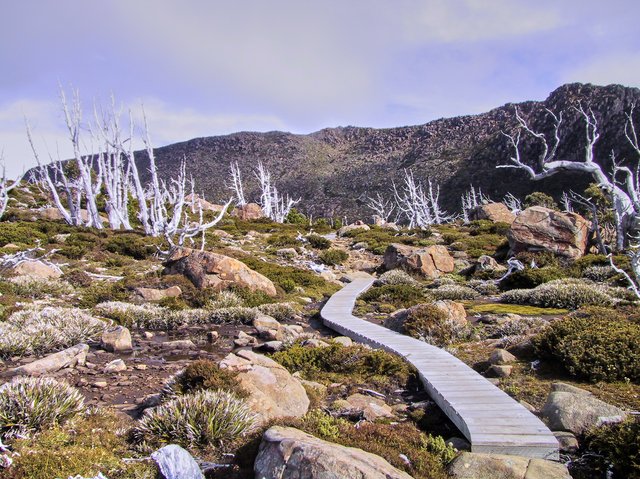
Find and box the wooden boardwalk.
[320,274,559,460]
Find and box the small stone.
[332,336,353,347]
[104,359,127,373]
[207,331,219,342]
[134,364,148,371]
[489,348,516,365]
[258,341,284,352]
[554,431,579,454]
[301,339,329,348]
[143,331,155,339]
[445,436,471,451]
[161,340,196,349]
[489,365,513,377]
[92,380,108,388]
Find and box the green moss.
[465,302,568,315]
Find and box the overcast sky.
[1,0,639,177]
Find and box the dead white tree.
[499,105,640,250]
[460,185,490,223]
[394,170,451,228]
[502,192,522,214]
[0,157,22,219]
[366,192,395,223]
[255,161,300,223]
[228,161,247,206]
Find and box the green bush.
[135,389,255,450]
[78,281,129,308]
[524,192,558,210]
[306,233,331,250]
[533,307,640,381]
[401,304,469,346]
[271,342,415,388]
[266,233,300,248]
[104,233,156,259]
[319,248,349,266]
[166,360,247,398]
[0,222,48,247]
[500,266,567,290]
[58,231,103,259]
[0,377,84,440]
[359,284,429,309]
[581,418,640,479]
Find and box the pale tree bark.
[366,192,395,223]
[499,105,640,250]
[254,161,300,223]
[394,170,451,228]
[228,161,247,206]
[460,185,490,223]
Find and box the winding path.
[320,273,559,460]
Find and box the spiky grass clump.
[467,279,500,296]
[377,269,419,286]
[256,302,297,322]
[94,301,175,329]
[500,279,618,310]
[207,290,245,309]
[135,389,255,450]
[0,307,108,358]
[4,277,74,299]
[582,265,617,282]
[0,377,84,440]
[430,284,479,301]
[208,306,259,324]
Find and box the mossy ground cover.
[465,302,568,316]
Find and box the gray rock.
[7,343,88,377]
[151,444,204,479]
[448,452,570,479]
[104,359,127,373]
[553,431,579,454]
[101,326,132,352]
[541,383,626,436]
[255,426,412,479]
[489,365,513,378]
[332,336,353,347]
[161,340,196,350]
[489,348,517,365]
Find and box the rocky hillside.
[142,83,640,219]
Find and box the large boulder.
[163,248,277,296]
[254,426,413,479]
[508,207,589,260]
[471,202,516,224]
[100,326,133,353]
[433,300,468,326]
[220,350,309,425]
[384,243,454,278]
[337,221,370,237]
[135,286,182,302]
[448,452,570,479]
[10,260,62,279]
[541,382,626,436]
[232,202,264,220]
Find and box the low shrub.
[208,306,258,324]
[0,222,48,247]
[135,389,255,450]
[580,418,640,479]
[0,377,84,440]
[524,192,558,210]
[319,248,349,266]
[164,360,247,398]
[271,342,415,389]
[266,233,300,248]
[377,269,419,286]
[431,284,479,301]
[402,304,469,346]
[104,233,156,260]
[500,279,617,309]
[3,276,74,299]
[0,307,108,358]
[306,234,331,250]
[533,307,640,382]
[94,301,173,329]
[257,302,297,321]
[500,266,567,290]
[582,265,617,282]
[467,279,500,296]
[359,284,430,309]
[77,280,129,308]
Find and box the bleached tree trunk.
[394,170,451,228]
[228,161,247,206]
[366,192,395,223]
[460,185,490,223]
[499,105,640,250]
[254,161,300,223]
[0,160,22,219]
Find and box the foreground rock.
[220,350,309,425]
[151,444,204,479]
[471,202,516,224]
[508,207,589,260]
[164,247,277,296]
[7,343,88,377]
[448,452,570,479]
[384,243,455,278]
[541,382,626,436]
[255,426,412,479]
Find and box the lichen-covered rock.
[541,382,626,436]
[255,426,413,479]
[163,247,277,296]
[220,350,309,425]
[10,260,62,279]
[232,202,264,220]
[471,202,516,224]
[508,206,589,260]
[7,343,89,377]
[384,243,454,278]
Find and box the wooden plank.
[321,274,559,460]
